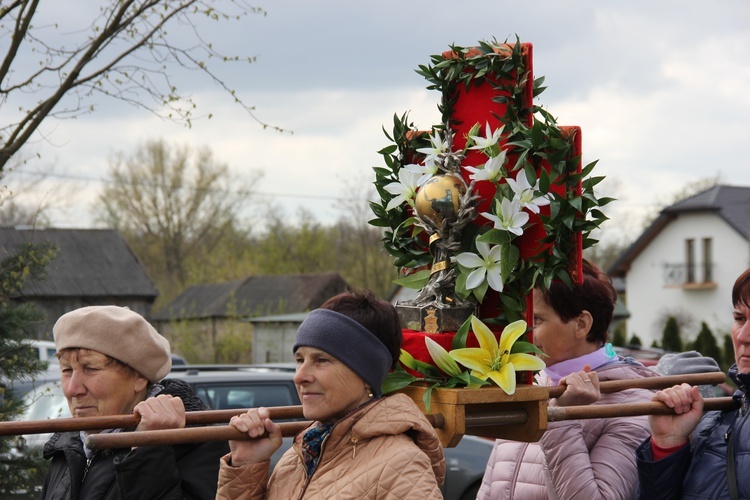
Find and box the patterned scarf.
[301,423,334,477]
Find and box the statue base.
[396,303,475,333]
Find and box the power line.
[6,169,363,203]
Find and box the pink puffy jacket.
[477,361,659,500]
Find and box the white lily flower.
[469,123,504,151]
[481,198,529,236]
[404,161,439,187]
[384,169,421,211]
[506,171,551,214]
[464,149,507,182]
[416,130,449,166]
[455,240,505,292]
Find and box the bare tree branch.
[0,0,285,172]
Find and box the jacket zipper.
[351,434,359,459]
[508,443,528,498]
[82,455,93,483]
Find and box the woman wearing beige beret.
[39,305,228,500]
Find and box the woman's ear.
[134,375,148,393]
[574,310,594,340]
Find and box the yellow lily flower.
[450,316,546,395]
[425,337,463,377]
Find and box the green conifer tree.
[692,322,722,366]
[611,325,626,347]
[628,334,642,347]
[0,241,56,497]
[662,316,683,352]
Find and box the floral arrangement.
[370,38,612,325]
[384,315,545,410]
[371,38,611,399]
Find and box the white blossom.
[481,198,529,236]
[506,171,551,214]
[455,240,505,292]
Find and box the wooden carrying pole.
[0,406,304,437]
[1,372,725,438]
[1,371,729,448]
[86,395,738,450]
[546,372,726,399]
[83,371,730,450]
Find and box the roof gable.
[152,272,349,321]
[0,227,158,298]
[608,185,750,276]
[664,185,750,238]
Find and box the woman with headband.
[215,290,445,499]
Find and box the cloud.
[4,0,750,246]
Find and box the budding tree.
[98,138,255,303]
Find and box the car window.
[46,347,59,365]
[192,383,298,410]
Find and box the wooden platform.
[398,383,550,447]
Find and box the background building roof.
[0,227,158,299]
[152,271,349,321]
[608,185,750,277]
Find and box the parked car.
[13,380,70,451]
[4,365,62,402]
[16,364,490,500]
[27,339,59,366]
[0,340,59,399]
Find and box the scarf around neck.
[301,423,334,477]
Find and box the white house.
[609,185,750,347]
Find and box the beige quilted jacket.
[215,393,445,499]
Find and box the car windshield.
[199,384,297,410]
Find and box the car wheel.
[459,481,480,500]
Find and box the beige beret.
[53,306,172,383]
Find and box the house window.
[702,237,713,282]
[685,239,695,283]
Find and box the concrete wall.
[252,321,301,363]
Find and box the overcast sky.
[5,0,750,245]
